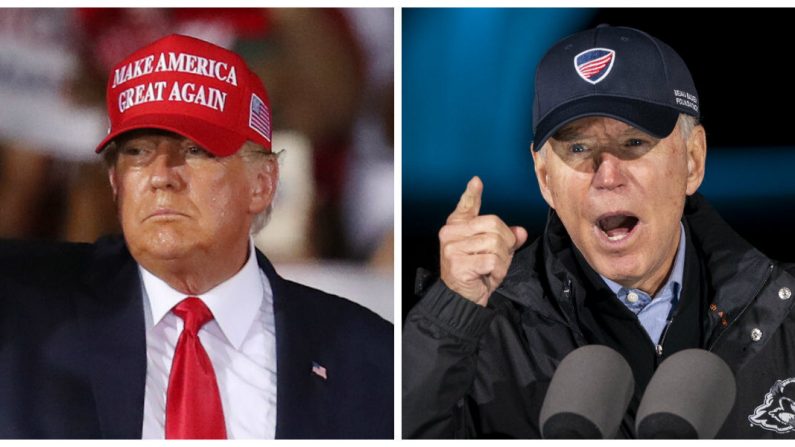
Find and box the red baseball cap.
[95,34,272,156]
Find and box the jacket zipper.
[655,318,674,357]
[655,280,688,357]
[561,277,588,346]
[562,278,571,299]
[707,263,774,351]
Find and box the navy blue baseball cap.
[532,25,700,151]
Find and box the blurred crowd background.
[0,8,394,321]
[403,8,795,320]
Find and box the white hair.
[677,113,700,141]
[237,140,282,235]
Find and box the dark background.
[403,8,795,320]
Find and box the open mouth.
[597,214,639,242]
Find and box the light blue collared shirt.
[600,223,686,346]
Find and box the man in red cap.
[0,34,392,439]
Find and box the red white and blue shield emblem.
[574,48,616,85]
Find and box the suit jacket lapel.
[257,251,323,439]
[73,242,322,438]
[75,236,147,439]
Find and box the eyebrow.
[551,121,651,142]
[551,124,584,142]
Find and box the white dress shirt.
[140,240,277,439]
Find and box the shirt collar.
[601,222,686,299]
[140,238,266,349]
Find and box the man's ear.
[249,157,279,214]
[107,166,118,202]
[531,143,556,209]
[685,124,707,195]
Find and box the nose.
[592,151,626,190]
[148,150,185,191]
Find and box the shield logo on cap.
[574,48,616,85]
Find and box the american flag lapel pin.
[311,361,328,380]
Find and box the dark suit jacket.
[0,235,393,439]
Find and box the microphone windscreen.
[636,349,736,439]
[539,345,635,439]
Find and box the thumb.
[510,226,529,251]
[447,176,483,224]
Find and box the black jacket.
[0,235,393,439]
[403,193,795,438]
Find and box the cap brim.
[533,96,680,151]
[95,113,249,157]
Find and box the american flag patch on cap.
[249,93,272,141]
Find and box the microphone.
[539,345,635,439]
[636,349,736,439]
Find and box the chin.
[590,254,645,285]
[127,228,196,261]
[146,244,191,261]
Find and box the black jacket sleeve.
[402,280,495,438]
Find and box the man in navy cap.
[403,25,795,438]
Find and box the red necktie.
[165,297,227,439]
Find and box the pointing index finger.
[448,176,483,224]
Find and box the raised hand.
[439,176,528,306]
